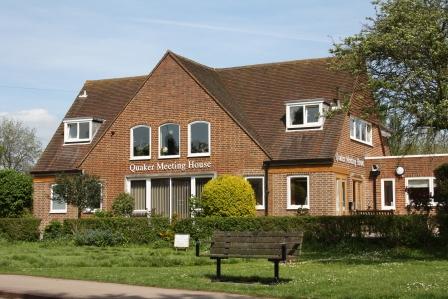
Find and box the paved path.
[0,275,258,299]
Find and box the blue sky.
[0,0,375,146]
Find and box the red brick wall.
[80,55,269,211]
[365,155,448,214]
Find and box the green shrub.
[201,175,256,217]
[94,210,113,218]
[0,218,41,241]
[74,229,125,246]
[112,193,134,217]
[434,163,448,214]
[0,169,33,217]
[43,220,66,240]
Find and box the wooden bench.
[196,231,303,281]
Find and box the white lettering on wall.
[129,161,212,173]
[335,153,364,167]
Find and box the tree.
[0,169,33,217]
[201,175,256,217]
[331,0,448,154]
[0,118,42,172]
[53,173,102,218]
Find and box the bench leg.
[216,258,221,279]
[274,260,279,282]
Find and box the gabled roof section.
[32,75,147,174]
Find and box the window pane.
[190,122,209,154]
[407,179,430,203]
[306,105,319,123]
[130,180,146,210]
[366,124,372,143]
[356,120,362,139]
[290,177,308,206]
[51,187,66,211]
[151,179,170,217]
[68,123,77,139]
[79,122,90,139]
[247,178,263,206]
[361,122,367,141]
[290,106,304,125]
[172,178,191,219]
[160,124,179,156]
[195,177,212,198]
[350,118,356,137]
[384,181,394,207]
[133,126,150,157]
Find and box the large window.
[246,177,265,210]
[64,119,92,143]
[188,121,210,157]
[131,125,151,160]
[50,185,67,213]
[286,102,323,129]
[287,175,309,209]
[405,177,436,206]
[381,179,395,210]
[159,124,180,158]
[127,176,213,218]
[350,117,372,145]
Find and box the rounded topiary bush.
[112,193,134,217]
[201,175,256,217]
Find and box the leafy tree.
[201,175,256,217]
[53,173,102,218]
[0,169,33,217]
[331,0,448,154]
[434,163,448,214]
[0,118,42,172]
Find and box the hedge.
[59,215,438,247]
[0,218,41,241]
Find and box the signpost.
[174,234,190,250]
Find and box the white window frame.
[188,121,211,157]
[286,101,324,130]
[350,116,373,145]
[50,184,67,214]
[245,176,265,210]
[130,125,151,160]
[405,177,437,206]
[287,175,310,209]
[158,123,181,159]
[63,118,93,143]
[381,178,396,210]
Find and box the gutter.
[30,169,82,177]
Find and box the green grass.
[0,240,447,298]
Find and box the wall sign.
[129,161,212,173]
[335,153,365,167]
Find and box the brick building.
[31,51,448,227]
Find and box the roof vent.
[78,90,88,98]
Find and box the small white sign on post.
[174,234,190,249]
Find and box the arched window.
[188,121,210,157]
[130,125,151,160]
[159,123,180,158]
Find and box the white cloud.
[0,108,60,147]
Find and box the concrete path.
[0,275,258,299]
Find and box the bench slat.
[211,242,300,250]
[212,236,302,243]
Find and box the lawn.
[0,240,447,298]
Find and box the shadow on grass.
[205,274,291,285]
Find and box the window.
[50,185,67,213]
[188,121,210,157]
[350,117,372,145]
[287,175,309,209]
[84,183,103,213]
[159,124,180,158]
[246,177,265,210]
[130,180,147,211]
[64,119,92,143]
[286,101,324,129]
[405,177,436,206]
[381,179,395,210]
[130,125,151,160]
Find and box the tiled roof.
[32,75,147,173]
[33,51,362,173]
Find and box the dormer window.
[63,118,101,144]
[350,116,372,145]
[285,100,325,130]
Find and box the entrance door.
[336,178,347,215]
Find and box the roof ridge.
[217,56,332,71]
[168,51,214,70]
[85,75,147,83]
